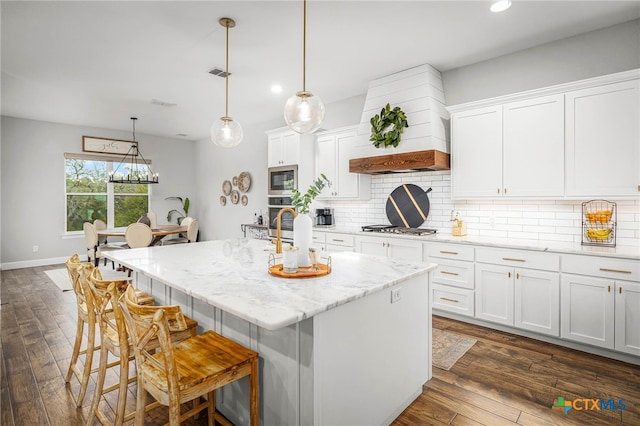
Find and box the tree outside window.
[65,158,149,232]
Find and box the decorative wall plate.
[219,196,227,206]
[222,180,232,195]
[238,171,251,193]
[230,190,240,204]
[241,194,248,206]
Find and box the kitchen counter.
[105,239,435,426]
[314,226,640,260]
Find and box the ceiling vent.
[151,99,177,108]
[209,68,231,78]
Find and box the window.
[65,154,150,232]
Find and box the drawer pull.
[441,271,459,276]
[503,257,526,262]
[332,239,344,243]
[440,250,459,255]
[599,268,632,274]
[440,297,459,303]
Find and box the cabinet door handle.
[599,268,631,274]
[516,273,520,279]
[608,285,611,293]
[504,188,507,194]
[619,287,622,294]
[441,271,459,276]
[440,297,459,303]
[508,272,511,278]
[440,251,459,255]
[503,257,526,262]
[497,188,500,194]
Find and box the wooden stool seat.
[122,285,259,426]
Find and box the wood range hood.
[349,149,450,174]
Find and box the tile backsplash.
[323,171,640,247]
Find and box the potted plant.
[290,175,329,266]
[166,196,190,224]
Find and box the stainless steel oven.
[268,165,298,195]
[267,196,294,241]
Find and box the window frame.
[64,152,153,234]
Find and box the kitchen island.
[105,239,436,426]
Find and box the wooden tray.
[268,263,331,278]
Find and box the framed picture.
[82,136,137,156]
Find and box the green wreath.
[369,103,409,148]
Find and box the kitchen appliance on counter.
[361,225,437,236]
[315,208,335,227]
[268,165,298,195]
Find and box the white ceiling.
[2,1,639,141]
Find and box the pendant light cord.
[302,0,307,92]
[225,21,230,118]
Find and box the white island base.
[107,241,433,426]
[135,273,430,426]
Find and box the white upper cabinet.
[267,129,300,167]
[316,126,371,200]
[449,70,639,199]
[565,79,640,197]
[451,95,564,198]
[451,106,502,198]
[503,95,565,197]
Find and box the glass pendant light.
[284,0,325,134]
[211,17,243,148]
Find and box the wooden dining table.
[98,224,188,246]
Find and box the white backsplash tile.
[324,170,640,247]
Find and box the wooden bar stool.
[121,285,260,426]
[85,277,197,426]
[64,254,100,407]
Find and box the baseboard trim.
[1,255,89,271]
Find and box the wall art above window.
[83,136,138,156]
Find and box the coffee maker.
[315,208,335,227]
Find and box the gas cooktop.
[361,225,437,236]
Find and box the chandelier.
[108,117,159,184]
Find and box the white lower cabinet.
[475,247,560,335]
[426,243,475,317]
[561,254,640,355]
[615,281,640,356]
[313,231,355,253]
[561,274,615,349]
[355,235,423,261]
[475,263,514,326]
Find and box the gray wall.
[443,19,640,105]
[0,116,195,268]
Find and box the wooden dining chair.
[121,285,260,426]
[64,254,100,407]
[85,275,197,426]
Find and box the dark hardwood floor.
[2,264,639,425]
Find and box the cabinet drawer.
[432,284,474,317]
[323,244,354,253]
[562,254,640,281]
[428,258,474,289]
[325,233,354,247]
[476,247,559,272]
[427,243,474,262]
[312,232,327,244]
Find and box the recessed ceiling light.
[490,0,512,13]
[271,84,283,94]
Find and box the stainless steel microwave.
[268,165,298,195]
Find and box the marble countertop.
[314,227,640,260]
[105,239,435,331]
